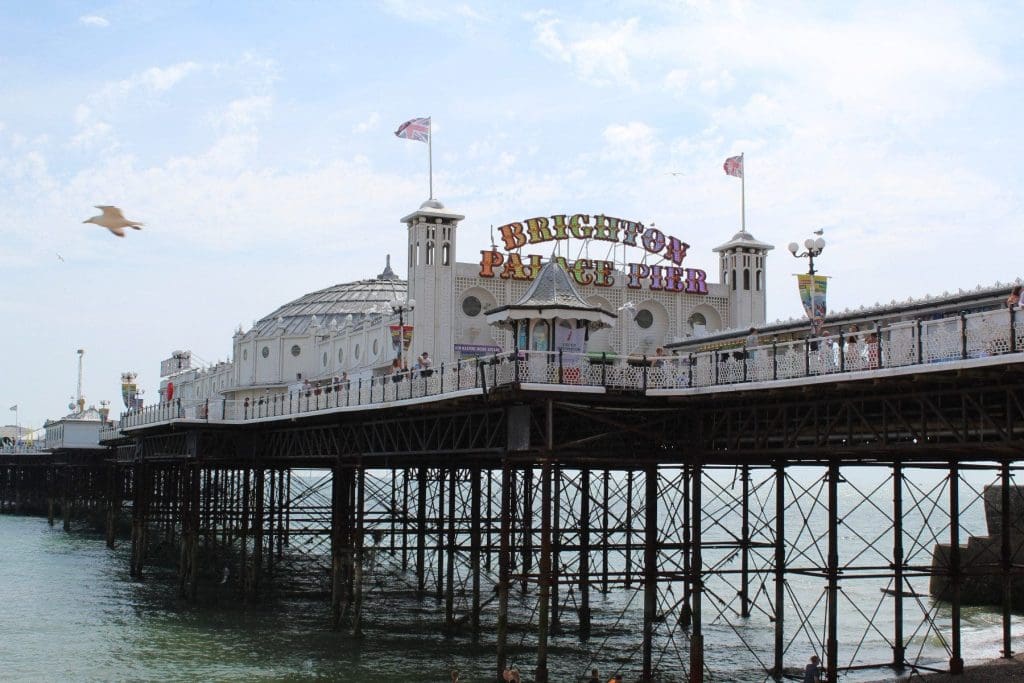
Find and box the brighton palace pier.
[6,196,1024,682]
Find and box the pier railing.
[116,307,1024,431]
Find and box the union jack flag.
[723,155,743,178]
[394,117,431,143]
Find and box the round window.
[462,295,482,317]
[322,351,328,367]
[243,349,248,361]
[372,339,379,355]
[261,346,270,358]
[338,348,345,363]
[291,345,301,357]
[354,344,361,360]
[635,309,654,329]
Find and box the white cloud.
[136,63,200,92]
[531,16,640,85]
[379,0,488,28]
[602,122,658,168]
[353,112,380,134]
[79,15,109,28]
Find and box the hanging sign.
[477,213,708,294]
[797,274,828,332]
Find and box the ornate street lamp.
[789,233,827,334]
[788,234,826,275]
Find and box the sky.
[1,1,1022,430]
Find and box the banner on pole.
[797,274,828,332]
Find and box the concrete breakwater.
[930,484,1024,609]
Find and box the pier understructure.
[5,345,1024,681]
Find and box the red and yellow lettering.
[527,254,544,279]
[525,217,554,244]
[500,253,532,280]
[572,258,594,286]
[550,215,570,240]
[498,222,528,251]
[568,214,593,239]
[479,250,504,278]
[592,214,620,241]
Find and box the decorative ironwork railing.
[117,307,1024,430]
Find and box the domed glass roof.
[245,257,406,338]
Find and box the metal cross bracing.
[258,406,510,465]
[685,378,1024,462]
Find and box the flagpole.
[741,152,745,232]
[428,116,433,200]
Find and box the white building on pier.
[160,199,773,405]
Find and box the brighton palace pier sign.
[478,213,708,294]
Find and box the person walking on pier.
[586,668,600,683]
[803,654,822,682]
[1008,285,1022,309]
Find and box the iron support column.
[579,467,592,637]
[827,461,839,683]
[949,461,964,674]
[1002,459,1013,659]
[641,464,658,682]
[496,463,512,678]
[690,464,703,683]
[893,461,905,668]
[772,462,785,681]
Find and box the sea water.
[0,465,1021,682]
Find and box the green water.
[0,515,502,682]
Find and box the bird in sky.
[56,252,64,262]
[83,205,144,237]
[813,228,824,235]
[665,171,684,176]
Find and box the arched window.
[442,242,450,266]
[756,270,763,291]
[732,269,737,290]
[743,268,750,290]
[688,312,707,337]
[409,243,414,267]
[426,241,434,265]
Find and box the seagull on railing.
[83,205,144,238]
[617,301,636,312]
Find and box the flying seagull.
[813,228,824,235]
[84,205,144,238]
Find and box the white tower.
[713,229,774,330]
[401,199,465,365]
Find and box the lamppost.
[788,234,826,275]
[390,297,416,363]
[789,234,827,334]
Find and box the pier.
[4,300,1024,682]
